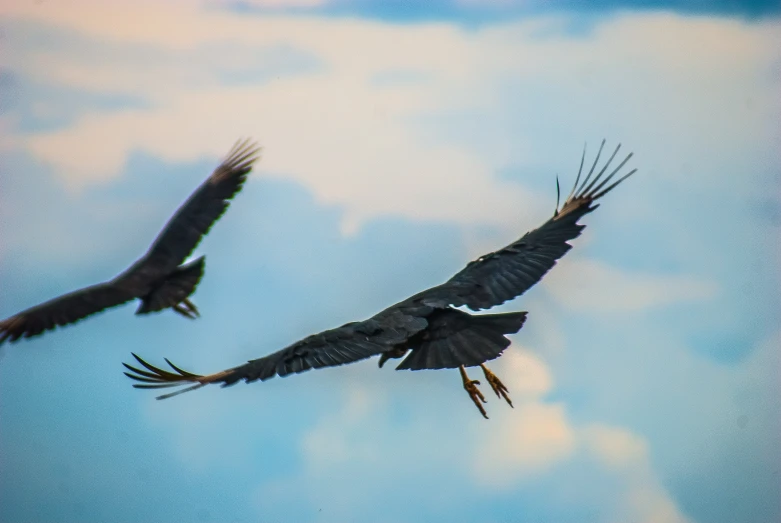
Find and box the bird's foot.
[460,365,488,419]
[182,298,200,318]
[481,364,513,408]
[172,299,199,319]
[172,304,195,319]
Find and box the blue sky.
[0,1,779,522]
[230,0,781,22]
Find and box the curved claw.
[465,380,488,419]
[460,365,489,419]
[481,364,513,408]
[172,303,197,319]
[182,298,200,318]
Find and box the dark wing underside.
[420,140,636,311]
[135,256,205,315]
[396,310,528,370]
[141,139,261,275]
[0,283,136,344]
[1,140,261,345]
[123,305,432,398]
[123,140,637,398]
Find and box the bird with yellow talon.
[124,140,636,419]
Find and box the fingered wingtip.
[155,382,207,400]
[223,137,263,170]
[164,357,200,378]
[123,353,206,399]
[568,139,636,201]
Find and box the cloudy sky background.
[0,1,779,522]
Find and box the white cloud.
[493,346,554,398]
[3,4,778,232]
[582,424,694,523]
[243,347,694,522]
[473,402,576,487]
[301,385,384,469]
[628,487,694,523]
[583,424,648,472]
[224,0,327,6]
[542,257,719,312]
[2,6,775,521]
[468,348,575,486]
[16,91,535,229]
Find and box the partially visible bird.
[124,140,635,418]
[0,139,262,345]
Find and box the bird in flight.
[124,140,636,418]
[0,139,262,345]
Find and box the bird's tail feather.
[396,311,527,371]
[136,256,205,315]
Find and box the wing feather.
[0,283,136,344]
[123,141,635,398]
[395,311,527,371]
[123,307,430,398]
[141,139,261,274]
[422,140,636,310]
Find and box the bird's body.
[0,140,261,344]
[126,140,637,418]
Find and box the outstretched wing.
[141,139,261,274]
[124,140,637,399]
[123,306,430,399]
[0,283,136,344]
[422,140,636,311]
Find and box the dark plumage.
[0,139,261,345]
[125,140,636,418]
